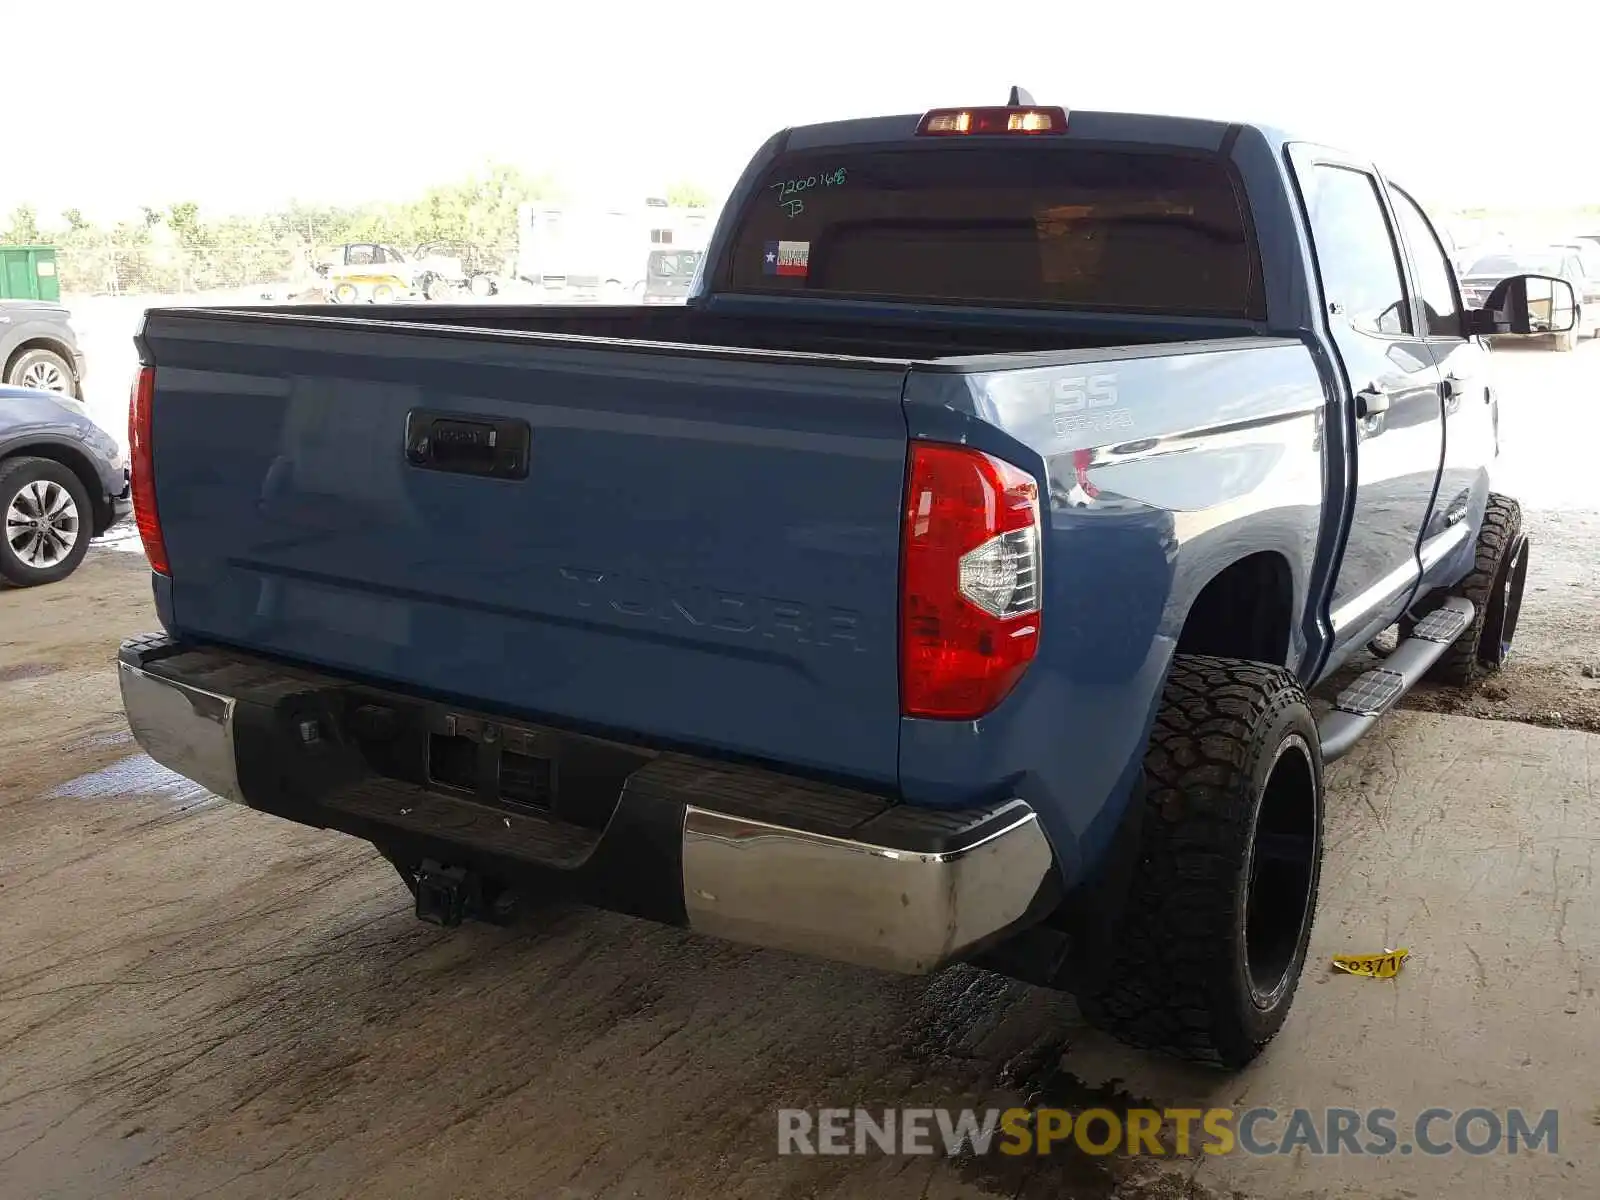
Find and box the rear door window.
[1388,186,1462,338]
[1301,165,1412,336]
[724,145,1262,318]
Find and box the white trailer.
[516,200,717,299]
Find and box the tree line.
[1,167,714,296]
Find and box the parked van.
[641,249,702,305]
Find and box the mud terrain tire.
[1079,655,1324,1068]
[1413,493,1526,686]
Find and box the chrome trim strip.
[117,662,244,803]
[682,801,1056,975]
[1419,520,1471,571]
[1329,560,1420,635]
[1071,400,1323,470]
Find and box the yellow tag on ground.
[1332,949,1409,978]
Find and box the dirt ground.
[1390,506,1600,733]
[1,342,1597,1199]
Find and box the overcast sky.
[13,0,1598,223]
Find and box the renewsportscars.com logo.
[777,1106,1561,1158]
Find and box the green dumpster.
[0,245,61,302]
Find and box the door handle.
[1441,376,1462,400]
[1355,388,1391,418]
[404,411,531,480]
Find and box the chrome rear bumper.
[118,644,1058,975]
[119,662,243,803]
[682,801,1055,973]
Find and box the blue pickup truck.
[119,94,1564,1068]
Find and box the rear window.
[725,145,1261,318]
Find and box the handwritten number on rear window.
[771,169,847,217]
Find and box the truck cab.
[1283,143,1501,664]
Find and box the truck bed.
[250,301,1210,359]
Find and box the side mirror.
[1467,274,1576,336]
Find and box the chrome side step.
[1318,596,1474,763]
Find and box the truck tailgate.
[140,311,911,784]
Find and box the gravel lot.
[1,325,1596,1199]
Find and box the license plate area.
[421,709,653,829]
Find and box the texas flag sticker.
[763,240,810,278]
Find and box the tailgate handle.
[405,411,530,480]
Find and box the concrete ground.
[1,332,1597,1199]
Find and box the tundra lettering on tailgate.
[557,567,867,651]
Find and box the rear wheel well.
[0,444,110,534]
[4,338,80,396]
[1177,552,1294,667]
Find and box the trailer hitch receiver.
[414,860,482,927]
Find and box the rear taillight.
[901,443,1042,720]
[916,106,1069,136]
[128,365,169,575]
